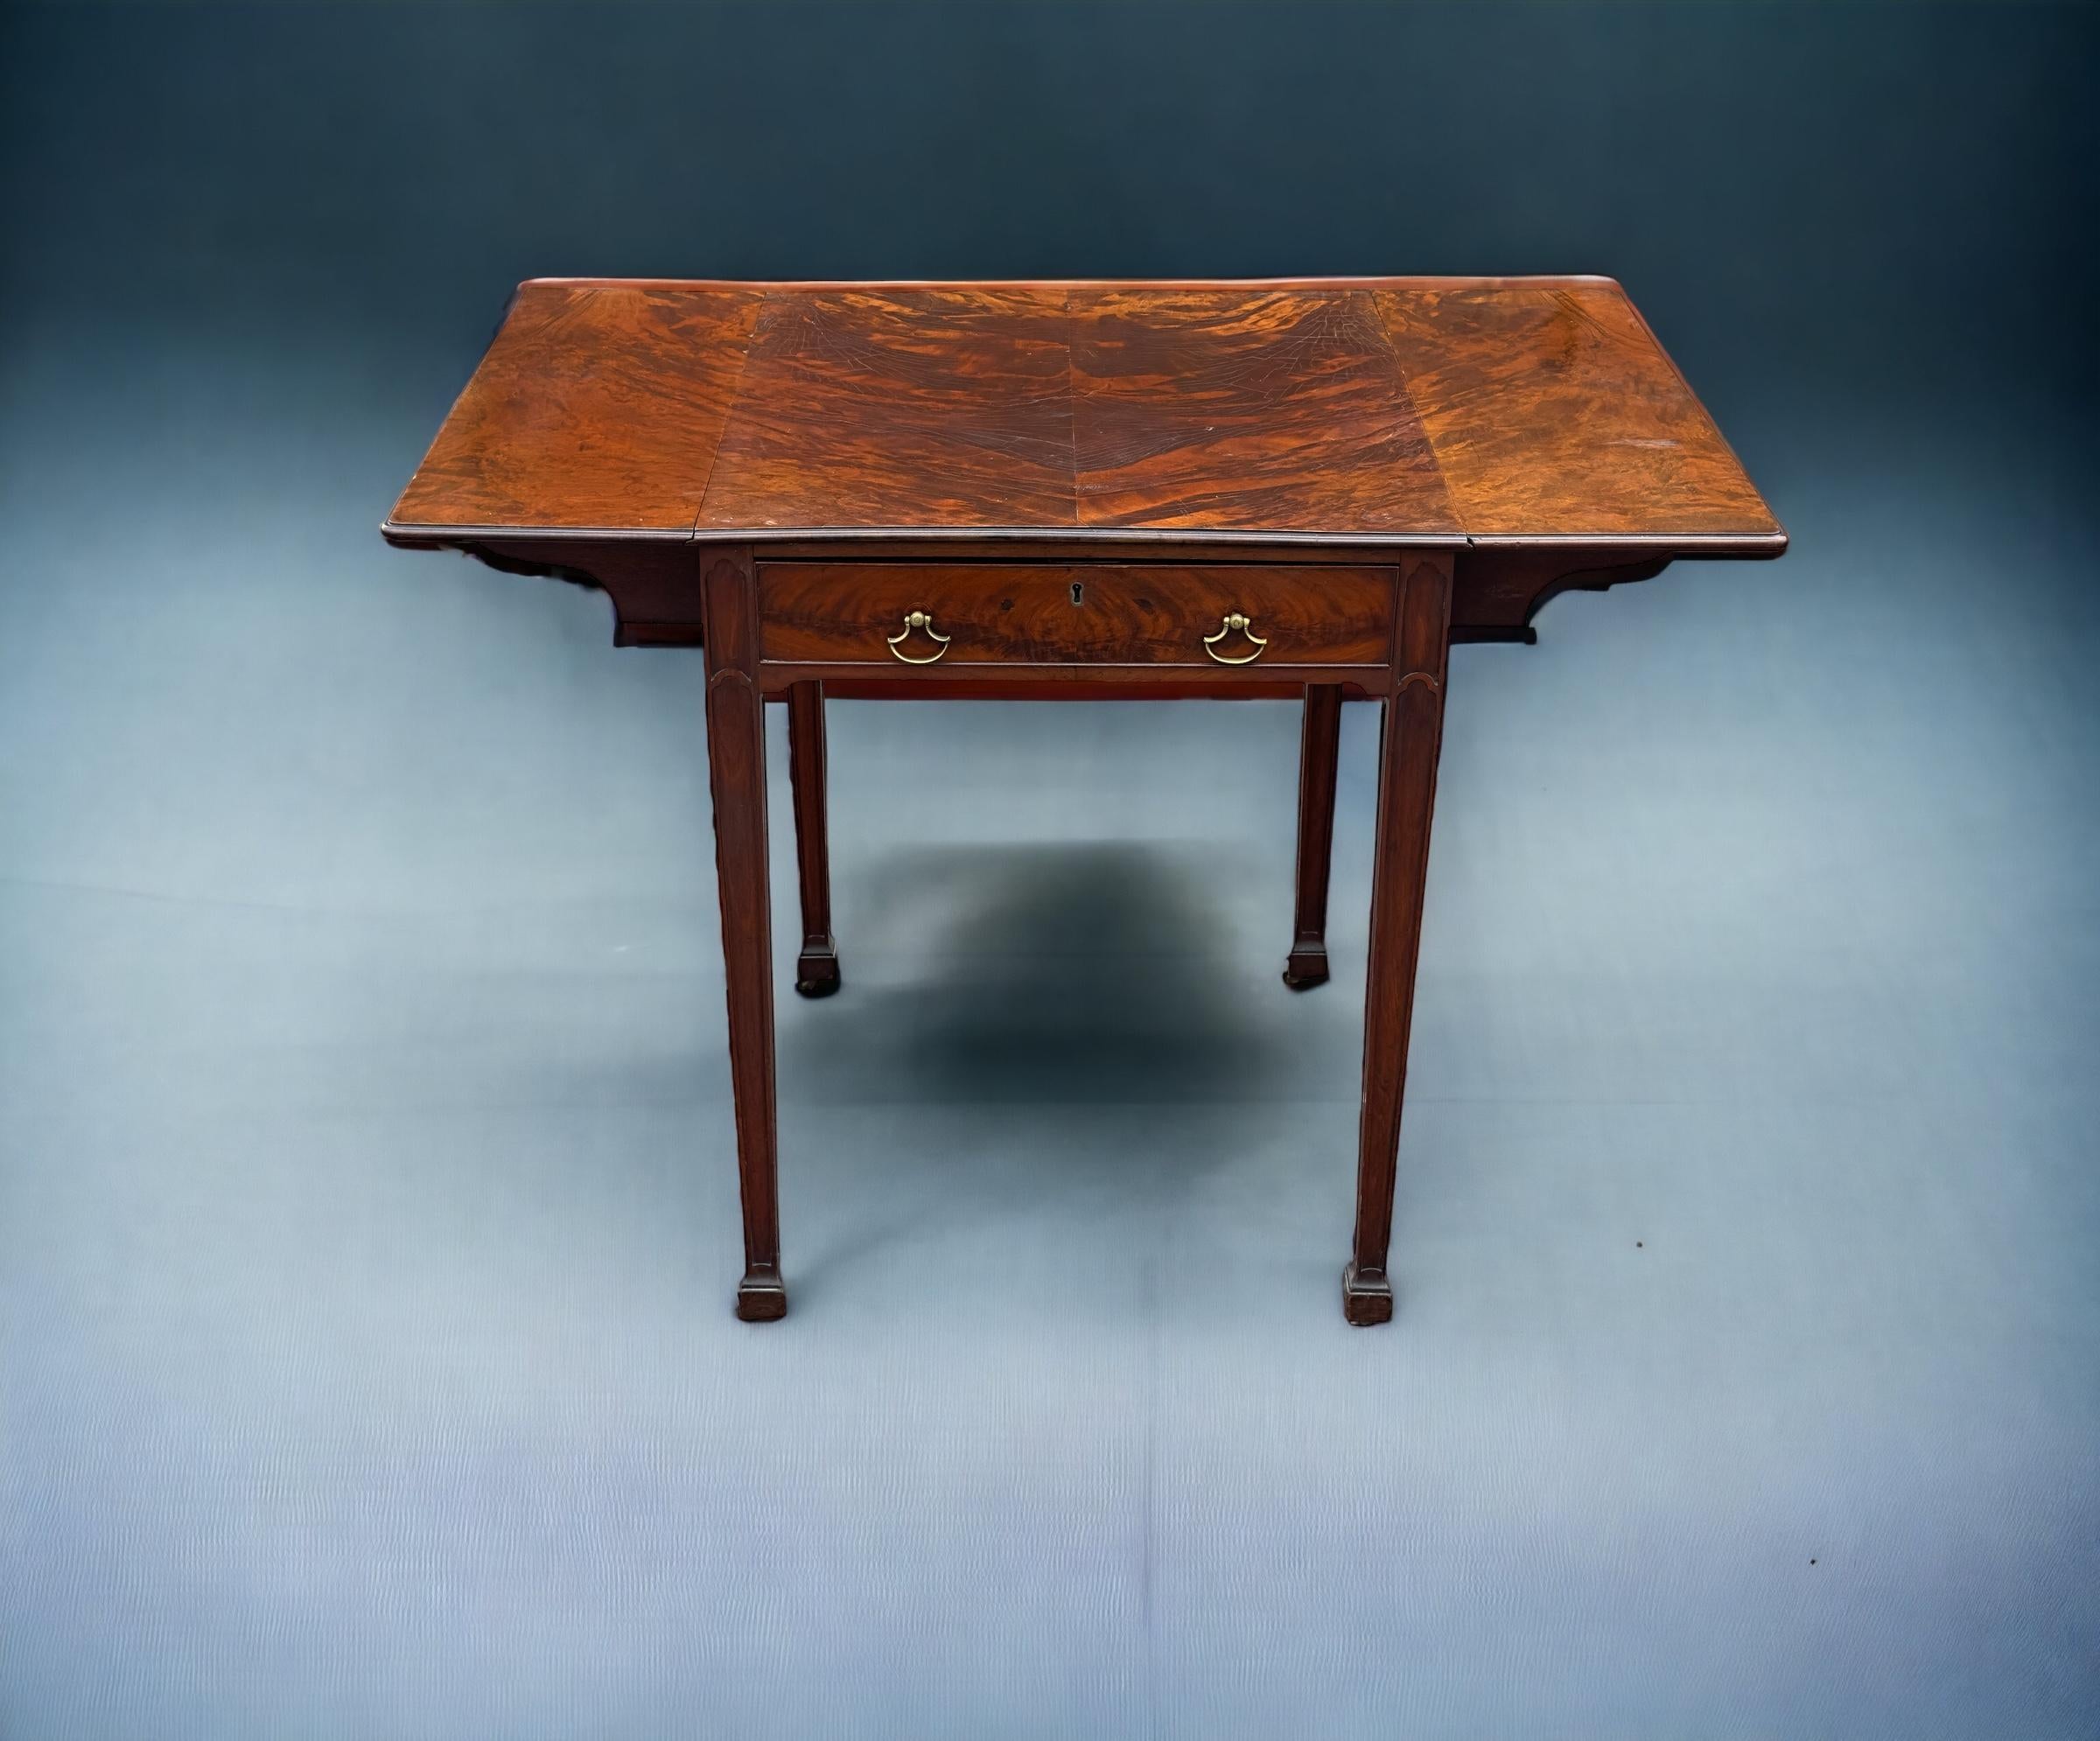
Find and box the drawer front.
[757,563,1396,669]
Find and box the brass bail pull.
[1202,611,1269,665]
[886,610,951,664]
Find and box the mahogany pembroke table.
[383,277,1785,1325]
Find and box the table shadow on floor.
[779,840,1333,1109]
[769,841,1357,1302]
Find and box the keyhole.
[1069,581,1083,606]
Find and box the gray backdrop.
[3,3,2096,1737]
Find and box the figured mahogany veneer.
[703,286,1075,531]
[385,276,1783,643]
[382,276,1785,1327]
[1373,282,1780,542]
[1065,286,1454,534]
[392,283,763,533]
[758,563,1396,673]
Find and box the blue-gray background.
[3,3,2096,1736]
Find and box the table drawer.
[757,563,1396,669]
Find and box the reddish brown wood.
[368,528,1677,651]
[392,282,761,532]
[751,536,1439,564]
[760,671,1395,703]
[1451,548,1673,644]
[758,563,1395,670]
[698,286,1074,532]
[699,549,787,1322]
[1346,554,1453,1326]
[1284,684,1343,989]
[1067,287,1455,534]
[382,276,1789,1326]
[385,277,1785,572]
[1372,281,1782,546]
[787,681,840,998]
[374,534,710,647]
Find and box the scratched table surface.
[385,277,1785,549]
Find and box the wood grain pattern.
[696,286,1075,531]
[1373,280,1782,544]
[757,563,1395,668]
[387,277,1782,557]
[1068,287,1456,534]
[1347,553,1453,1326]
[699,550,787,1323]
[381,280,1788,1325]
[755,669,1396,702]
[390,282,761,532]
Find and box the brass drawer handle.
[1202,612,1268,665]
[886,610,951,664]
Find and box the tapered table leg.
[1284,683,1342,989]
[787,680,842,997]
[702,552,787,1322]
[1346,557,1453,1326]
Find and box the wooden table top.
[385,277,1783,555]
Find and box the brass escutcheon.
[886,610,951,664]
[1202,612,1269,665]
